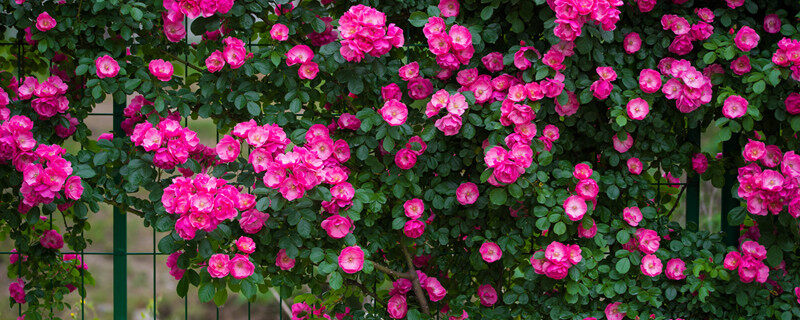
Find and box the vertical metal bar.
[721,133,741,247]
[184,298,188,320]
[686,128,700,228]
[153,229,157,320]
[279,296,283,320]
[113,96,128,320]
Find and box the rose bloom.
[576,179,599,200]
[40,229,64,249]
[321,214,353,239]
[434,113,462,136]
[65,176,84,200]
[407,77,433,100]
[275,248,295,271]
[623,32,641,54]
[692,153,708,174]
[404,198,424,219]
[574,163,593,179]
[149,59,174,81]
[399,62,420,81]
[734,26,760,52]
[381,83,402,101]
[403,219,426,238]
[206,50,226,73]
[456,182,479,205]
[236,236,256,254]
[207,254,230,278]
[612,132,634,153]
[477,284,498,307]
[286,44,314,66]
[379,100,408,126]
[784,92,800,115]
[395,148,417,170]
[338,246,365,274]
[623,207,643,226]
[423,277,447,302]
[638,69,662,94]
[627,157,643,175]
[723,95,748,119]
[665,258,687,280]
[730,55,751,75]
[578,220,597,238]
[36,12,56,32]
[763,14,781,34]
[563,195,587,221]
[95,55,120,78]
[228,254,255,279]
[743,139,766,162]
[479,242,502,263]
[438,0,460,17]
[298,62,319,80]
[641,254,663,277]
[270,23,289,41]
[387,295,407,319]
[626,98,650,120]
[605,302,625,320]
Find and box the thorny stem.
[402,243,430,315]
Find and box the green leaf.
[752,80,765,94]
[247,101,261,116]
[702,51,716,64]
[615,258,630,274]
[606,185,620,200]
[490,188,507,205]
[198,283,215,303]
[310,248,324,264]
[348,78,364,94]
[93,152,109,166]
[409,12,428,27]
[616,230,630,245]
[130,7,143,21]
[665,287,677,301]
[297,219,311,238]
[329,272,343,290]
[766,246,783,267]
[124,78,142,91]
[553,222,566,235]
[480,6,494,20]
[213,287,228,306]
[75,64,89,76]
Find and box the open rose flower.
[149,59,174,81]
[338,246,365,274]
[379,100,408,126]
[479,242,502,263]
[456,182,479,205]
[95,55,120,78]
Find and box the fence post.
[113,96,128,320]
[685,128,701,228]
[720,134,740,247]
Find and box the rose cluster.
[658,58,713,113]
[423,17,474,72]
[660,11,715,56]
[337,4,404,62]
[396,62,435,100]
[426,90,468,136]
[207,250,256,280]
[622,228,661,256]
[772,37,800,82]
[206,36,252,72]
[130,118,210,170]
[166,251,186,280]
[402,198,426,238]
[530,241,582,280]
[291,301,352,320]
[737,139,800,217]
[17,76,70,119]
[163,0,233,20]
[161,172,261,240]
[286,44,319,80]
[562,163,598,221]
[723,240,769,283]
[548,0,623,42]
[589,67,617,100]
[307,16,338,47]
[395,136,427,171]
[483,142,532,186]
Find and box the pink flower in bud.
[734,26,760,52]
[627,158,643,175]
[149,59,174,81]
[321,215,353,239]
[95,55,120,78]
[235,236,256,254]
[205,51,226,73]
[623,32,641,54]
[623,207,643,226]
[379,100,408,126]
[563,195,587,221]
[404,199,424,219]
[438,0,460,17]
[36,12,56,32]
[270,23,289,41]
[207,254,230,278]
[641,254,663,277]
[403,219,426,238]
[479,242,502,263]
[276,249,295,271]
[456,182,479,205]
[477,284,497,307]
[338,246,364,274]
[665,258,686,280]
[723,95,748,119]
[626,98,650,120]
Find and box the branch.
[666,184,687,217]
[103,199,146,218]
[401,244,430,316]
[372,261,411,279]
[345,279,378,301]
[158,49,204,73]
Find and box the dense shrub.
[1,0,800,319]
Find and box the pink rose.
[276,249,295,271]
[36,12,57,32]
[338,246,365,274]
[434,113,462,136]
[626,98,650,120]
[456,182,479,205]
[286,45,314,66]
[387,295,407,319]
[692,153,708,174]
[623,207,643,226]
[9,278,25,304]
[578,220,597,238]
[545,241,568,264]
[438,0,460,17]
[638,69,662,93]
[423,277,447,301]
[321,215,353,239]
[590,80,613,100]
[215,135,240,163]
[627,157,643,175]
[764,14,781,34]
[477,284,497,307]
[730,55,751,75]
[404,198,424,219]
[298,62,319,80]
[399,62,420,81]
[481,52,504,72]
[576,179,599,200]
[148,59,174,82]
[228,254,255,279]
[479,242,502,263]
[239,208,269,234]
[40,229,63,249]
[379,100,408,126]
[623,32,641,54]
[408,77,433,100]
[403,219,426,238]
[641,254,663,277]
[207,254,230,278]
[785,93,800,115]
[637,228,661,254]
[235,236,256,254]
[734,26,760,52]
[605,302,625,320]
[665,258,687,280]
[563,195,587,221]
[64,176,84,200]
[205,51,226,73]
[743,139,766,162]
[270,23,289,41]
[723,95,748,119]
[337,113,361,130]
[95,55,120,78]
[573,163,593,179]
[381,83,402,101]
[612,132,634,153]
[394,148,417,170]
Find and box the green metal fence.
[0,33,741,319]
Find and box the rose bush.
[2,0,800,319]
